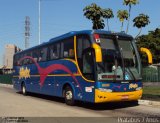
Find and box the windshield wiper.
[97,63,105,74]
[119,48,136,81]
[125,67,136,81]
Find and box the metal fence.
[142,66,160,82]
[0,74,12,84]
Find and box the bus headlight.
[136,87,142,91]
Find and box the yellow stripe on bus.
[13,74,81,78]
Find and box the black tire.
[22,83,27,95]
[130,100,138,105]
[64,86,75,106]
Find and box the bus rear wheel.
[64,86,75,106]
[22,83,27,95]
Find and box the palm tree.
[102,8,114,31]
[117,10,129,31]
[93,18,105,30]
[83,3,104,29]
[133,14,150,37]
[123,0,139,33]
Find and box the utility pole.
[38,0,41,44]
[25,16,30,49]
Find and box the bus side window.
[69,49,74,57]
[14,55,18,66]
[77,35,91,59]
[39,49,43,61]
[23,53,27,65]
[49,43,60,60]
[23,52,32,65]
[17,56,20,66]
[27,52,32,64]
[19,54,24,66]
[32,50,38,62]
[39,47,48,62]
[62,37,74,59]
[32,47,47,62]
[64,51,68,57]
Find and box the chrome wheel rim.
[22,86,26,94]
[66,91,72,100]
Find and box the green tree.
[136,28,160,65]
[117,10,129,31]
[123,0,139,33]
[133,14,150,37]
[102,8,114,31]
[83,3,104,29]
[92,18,105,29]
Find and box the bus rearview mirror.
[92,43,102,62]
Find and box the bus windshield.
[97,34,141,81]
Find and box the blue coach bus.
[12,30,142,105]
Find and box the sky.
[0,0,160,66]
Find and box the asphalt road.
[0,84,160,119]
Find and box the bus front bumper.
[95,89,143,103]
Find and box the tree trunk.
[135,27,142,38]
[107,19,110,31]
[96,23,98,29]
[126,5,131,33]
[92,21,98,30]
[121,22,124,32]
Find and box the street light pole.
[38,0,41,44]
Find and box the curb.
[138,99,160,106]
[0,83,13,88]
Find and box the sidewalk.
[0,83,160,106]
[139,99,160,106]
[0,83,13,88]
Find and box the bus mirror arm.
[140,47,153,64]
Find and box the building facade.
[4,44,22,69]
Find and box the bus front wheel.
[64,86,75,106]
[22,83,27,95]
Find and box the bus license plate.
[121,95,129,100]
